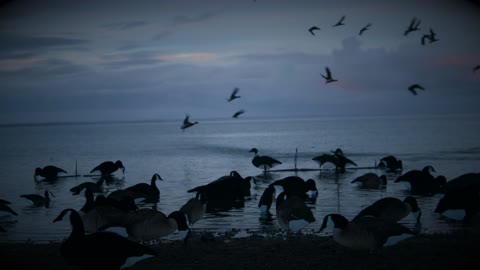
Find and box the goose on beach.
[34,165,67,181]
[53,208,157,270]
[320,213,416,250]
[232,109,245,118]
[20,190,53,207]
[354,196,421,223]
[276,192,315,232]
[434,187,480,223]
[90,160,125,176]
[351,173,387,189]
[249,148,282,173]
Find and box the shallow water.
[0,114,479,242]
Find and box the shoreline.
[1,228,479,270]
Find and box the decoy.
[0,199,17,216]
[404,17,421,36]
[180,193,207,226]
[408,84,425,95]
[34,165,67,181]
[320,214,416,250]
[269,176,318,197]
[321,67,338,83]
[443,173,480,193]
[20,190,53,207]
[227,87,241,102]
[258,186,275,214]
[351,173,387,189]
[308,26,320,35]
[90,160,125,176]
[435,187,480,223]
[232,109,245,118]
[354,196,421,223]
[312,149,357,173]
[53,208,157,270]
[181,114,198,130]
[358,23,371,35]
[249,148,282,173]
[120,173,162,203]
[275,192,315,232]
[394,166,446,195]
[377,155,403,172]
[70,177,106,195]
[332,15,345,27]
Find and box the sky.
[0,0,479,124]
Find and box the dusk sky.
[0,0,479,124]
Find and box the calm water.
[0,114,479,243]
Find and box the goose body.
[0,199,17,216]
[70,177,106,195]
[408,84,425,95]
[122,173,162,203]
[258,186,275,214]
[180,193,206,226]
[275,192,315,232]
[269,176,318,197]
[20,190,53,207]
[227,87,241,102]
[359,23,371,35]
[249,148,282,173]
[332,15,345,27]
[351,173,387,189]
[354,196,421,223]
[394,166,446,195]
[404,17,421,36]
[443,173,480,193]
[377,155,403,172]
[321,67,338,83]
[53,208,157,270]
[308,26,320,35]
[435,180,480,223]
[232,109,245,118]
[90,160,125,176]
[181,114,198,130]
[34,165,67,181]
[312,151,357,172]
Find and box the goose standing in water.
[53,208,157,270]
[90,160,125,178]
[435,187,480,223]
[377,155,403,172]
[394,165,446,195]
[351,173,387,189]
[249,148,282,174]
[34,165,67,181]
[70,177,107,195]
[258,186,275,215]
[20,190,54,207]
[354,196,421,223]
[275,192,315,233]
[181,114,198,130]
[269,176,318,198]
[227,87,241,102]
[180,193,207,226]
[312,148,357,173]
[320,214,416,250]
[109,173,162,203]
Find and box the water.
[0,114,479,243]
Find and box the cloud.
[172,12,216,25]
[100,20,148,31]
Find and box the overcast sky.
[0,0,479,124]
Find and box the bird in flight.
[321,67,338,83]
[333,15,346,27]
[421,28,439,45]
[474,65,480,72]
[227,87,241,102]
[359,23,371,35]
[232,110,245,118]
[404,17,421,36]
[408,84,425,95]
[308,26,320,36]
[181,114,198,130]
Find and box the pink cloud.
[0,58,42,71]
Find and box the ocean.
[0,113,479,243]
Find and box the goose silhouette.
[90,160,125,176]
[408,84,425,95]
[358,23,371,35]
[321,67,337,83]
[227,87,241,102]
[20,190,54,207]
[276,192,315,232]
[377,155,403,172]
[249,148,282,173]
[354,196,421,223]
[351,173,387,189]
[34,165,67,181]
[308,26,320,35]
[404,17,421,36]
[109,173,163,203]
[232,109,245,118]
[332,15,345,27]
[181,114,198,130]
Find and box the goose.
[180,193,207,226]
[404,17,421,36]
[351,173,387,189]
[321,67,338,83]
[118,173,162,203]
[312,151,357,173]
[394,166,446,195]
[308,26,320,35]
[90,160,125,176]
[354,196,421,223]
[249,148,282,173]
[332,15,345,27]
[34,165,67,181]
[269,176,318,197]
[232,109,245,118]
[474,65,480,72]
[258,186,275,214]
[227,87,241,102]
[408,84,425,95]
[377,155,403,172]
[20,190,53,207]
[181,114,198,130]
[320,213,416,250]
[0,199,17,216]
[53,208,157,270]
[70,177,106,195]
[275,192,315,232]
[435,187,480,223]
[358,23,371,35]
[443,173,480,194]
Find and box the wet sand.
[1,228,479,270]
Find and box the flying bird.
[358,23,371,35]
[404,17,421,36]
[227,87,241,102]
[321,67,338,83]
[308,26,320,35]
[408,84,425,95]
[181,114,198,130]
[421,28,439,45]
[232,109,245,118]
[474,65,480,72]
[332,15,345,27]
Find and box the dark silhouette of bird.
[70,177,107,195]
[435,186,480,223]
[312,148,357,173]
[421,28,439,45]
[180,193,207,226]
[20,190,53,207]
[90,160,125,176]
[473,65,480,72]
[109,174,162,203]
[332,15,345,27]
[249,148,282,173]
[181,114,198,130]
[269,176,318,197]
[358,23,371,35]
[377,155,403,172]
[258,186,275,215]
[408,84,425,95]
[53,208,157,270]
[34,165,67,181]
[354,196,421,223]
[308,26,320,35]
[232,109,245,118]
[443,173,480,194]
[404,17,421,36]
[227,87,241,102]
[320,214,416,251]
[351,173,387,189]
[276,192,315,232]
[0,199,17,216]
[394,165,446,195]
[321,67,337,83]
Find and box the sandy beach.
[1,228,479,270]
